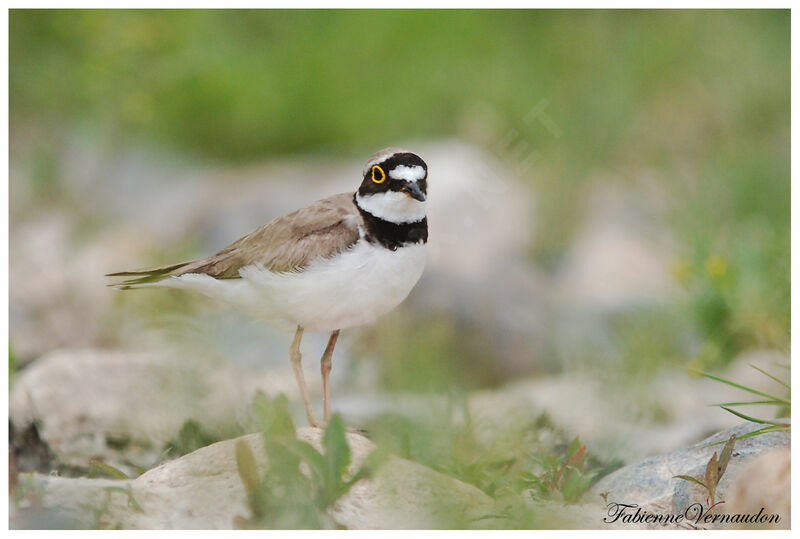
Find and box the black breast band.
[354,198,428,251]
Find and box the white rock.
[16,428,495,529]
[9,348,319,469]
[556,183,677,313]
[724,448,790,530]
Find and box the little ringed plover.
[107,148,429,427]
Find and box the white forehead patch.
[388,165,426,182]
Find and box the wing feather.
[107,192,361,286]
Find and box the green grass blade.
[700,425,789,447]
[736,425,789,439]
[288,440,327,485]
[235,440,260,496]
[711,400,786,407]
[748,364,791,390]
[719,406,790,427]
[717,435,735,478]
[322,414,351,503]
[700,425,788,447]
[89,459,130,480]
[692,370,789,404]
[673,475,709,490]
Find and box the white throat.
[355,190,427,224]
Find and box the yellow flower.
[705,255,728,278]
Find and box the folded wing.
[107,193,361,288]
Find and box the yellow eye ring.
[371,165,386,184]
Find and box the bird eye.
[371,165,386,184]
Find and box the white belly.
[163,241,427,332]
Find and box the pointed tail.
[105,261,193,289]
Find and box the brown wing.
[107,192,362,286]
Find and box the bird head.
[356,148,428,224]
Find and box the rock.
[466,349,789,462]
[555,183,677,314]
[590,421,790,529]
[332,454,493,529]
[9,212,101,362]
[9,348,321,471]
[9,133,220,363]
[409,140,550,376]
[723,448,790,530]
[12,428,495,529]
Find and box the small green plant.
[364,405,619,529]
[82,485,143,529]
[674,434,736,506]
[522,437,597,504]
[163,419,227,458]
[88,459,130,480]
[234,392,380,529]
